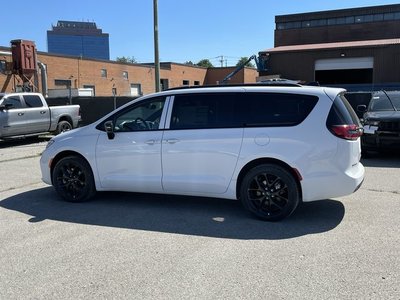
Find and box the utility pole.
[153,0,160,92]
[219,55,224,67]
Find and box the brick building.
[259,4,400,90]
[0,47,258,96]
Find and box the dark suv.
[358,91,400,153]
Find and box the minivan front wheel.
[52,156,96,202]
[240,164,300,221]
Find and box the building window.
[0,60,6,73]
[182,80,189,86]
[130,84,142,96]
[194,81,200,86]
[374,14,384,21]
[276,10,400,30]
[54,79,72,86]
[122,71,128,80]
[345,16,355,24]
[83,85,95,96]
[101,69,107,78]
[160,79,169,91]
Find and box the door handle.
[40,111,47,114]
[145,139,156,145]
[18,112,24,116]
[165,138,179,144]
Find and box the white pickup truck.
[0,92,81,139]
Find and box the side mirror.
[0,103,12,110]
[357,105,367,113]
[104,120,115,140]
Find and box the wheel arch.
[57,115,73,125]
[50,150,93,185]
[236,158,303,201]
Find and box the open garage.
[315,57,373,85]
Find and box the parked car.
[0,92,81,139]
[358,91,400,153]
[40,84,364,221]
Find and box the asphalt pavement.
[0,138,399,299]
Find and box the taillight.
[329,124,363,140]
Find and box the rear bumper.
[301,162,365,202]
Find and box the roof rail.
[167,82,302,91]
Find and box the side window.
[23,95,44,107]
[3,96,22,109]
[239,93,319,127]
[114,97,165,132]
[170,93,238,130]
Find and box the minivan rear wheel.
[240,164,300,221]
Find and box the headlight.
[365,119,379,126]
[46,139,55,149]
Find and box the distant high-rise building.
[47,20,110,60]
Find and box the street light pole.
[153,0,161,92]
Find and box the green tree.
[236,57,255,68]
[184,61,194,66]
[196,59,214,68]
[116,56,137,63]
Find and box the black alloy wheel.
[240,164,300,221]
[52,156,96,202]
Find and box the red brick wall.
[1,48,258,95]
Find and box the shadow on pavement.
[0,187,345,240]
[0,136,52,148]
[361,153,400,168]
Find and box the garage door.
[315,57,374,84]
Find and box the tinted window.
[327,93,361,126]
[170,93,238,130]
[113,97,165,131]
[24,95,43,107]
[239,93,319,127]
[3,96,22,109]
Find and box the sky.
[1,0,398,66]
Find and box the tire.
[52,156,96,202]
[56,120,72,134]
[239,164,300,222]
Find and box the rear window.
[327,93,361,126]
[23,95,44,108]
[238,93,319,127]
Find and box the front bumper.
[362,122,400,150]
[362,132,400,150]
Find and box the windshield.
[369,92,396,111]
[385,91,400,110]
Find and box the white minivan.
[40,84,364,221]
